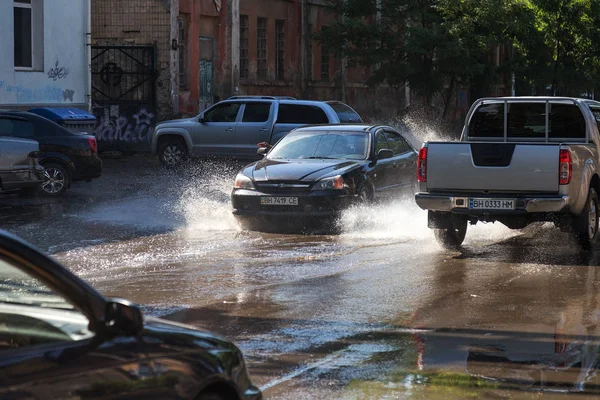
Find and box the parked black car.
[0,229,261,400]
[231,124,418,232]
[0,111,102,196]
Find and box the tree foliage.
[320,0,600,119]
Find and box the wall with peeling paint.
[0,0,88,109]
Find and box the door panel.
[192,102,241,156]
[384,130,417,191]
[234,102,274,158]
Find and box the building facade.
[0,0,91,111]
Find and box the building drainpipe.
[86,0,92,113]
[231,0,240,95]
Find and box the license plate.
[260,197,299,206]
[469,198,515,210]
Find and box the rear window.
[276,104,329,124]
[469,102,586,140]
[327,102,362,123]
[0,118,35,138]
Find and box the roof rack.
[227,96,297,100]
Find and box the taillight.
[559,149,572,185]
[417,147,427,182]
[88,137,98,154]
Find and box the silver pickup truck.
[415,96,600,250]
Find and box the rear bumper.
[415,193,570,213]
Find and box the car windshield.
[0,258,75,310]
[268,131,369,160]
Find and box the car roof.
[291,124,396,133]
[224,96,354,107]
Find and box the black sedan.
[231,125,417,231]
[0,111,102,196]
[0,230,261,400]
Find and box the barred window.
[275,20,285,80]
[178,18,187,89]
[240,15,249,79]
[257,17,267,79]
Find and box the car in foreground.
[0,111,102,196]
[0,136,44,193]
[151,96,363,168]
[231,124,417,232]
[0,230,261,400]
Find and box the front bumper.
[232,189,353,218]
[415,193,570,214]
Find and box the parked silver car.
[151,96,363,167]
[0,137,44,193]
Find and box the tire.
[158,139,188,168]
[434,216,468,250]
[196,391,228,400]
[574,187,600,250]
[39,163,69,197]
[356,185,372,205]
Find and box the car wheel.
[158,140,188,168]
[574,187,600,250]
[433,216,467,250]
[40,163,69,196]
[357,185,372,205]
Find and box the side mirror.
[105,298,144,337]
[257,147,268,156]
[377,148,394,160]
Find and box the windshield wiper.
[306,156,337,159]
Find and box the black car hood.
[252,158,362,182]
[142,316,237,351]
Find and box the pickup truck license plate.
[261,197,299,206]
[469,198,515,210]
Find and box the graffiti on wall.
[0,81,75,103]
[47,60,71,81]
[93,106,155,143]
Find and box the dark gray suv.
[151,96,363,167]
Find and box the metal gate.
[91,45,157,152]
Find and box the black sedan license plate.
[469,198,515,210]
[261,197,299,206]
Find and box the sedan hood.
[143,316,237,350]
[252,158,362,182]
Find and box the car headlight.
[234,174,256,190]
[312,175,346,191]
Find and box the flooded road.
[3,154,600,399]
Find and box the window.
[178,17,187,89]
[257,17,267,79]
[469,102,587,140]
[306,24,313,81]
[14,0,42,70]
[203,103,241,123]
[14,0,32,68]
[242,103,271,123]
[375,131,389,153]
[468,103,504,138]
[327,102,362,123]
[0,257,93,351]
[548,104,586,139]
[0,118,35,138]
[275,20,285,80]
[267,131,368,160]
[385,131,410,155]
[321,27,330,81]
[276,105,329,124]
[240,15,249,79]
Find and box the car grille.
[256,182,311,194]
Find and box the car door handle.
[259,128,268,132]
[225,128,234,132]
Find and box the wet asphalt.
[3,154,600,399]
